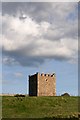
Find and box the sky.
[1,2,78,95]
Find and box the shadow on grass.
[1,118,79,120]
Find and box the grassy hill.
[2,96,79,119]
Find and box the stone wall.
[37,73,56,96]
[29,74,37,96]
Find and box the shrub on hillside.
[61,93,70,97]
[14,94,25,97]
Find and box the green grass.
[2,96,78,119]
[0,96,2,119]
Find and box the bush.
[14,94,25,97]
[61,93,70,97]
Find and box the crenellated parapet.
[39,73,55,77]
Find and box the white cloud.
[2,2,78,67]
[14,72,23,77]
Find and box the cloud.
[14,72,23,77]
[2,2,78,67]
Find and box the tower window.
[45,79,48,81]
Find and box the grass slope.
[2,96,78,119]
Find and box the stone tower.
[29,72,56,96]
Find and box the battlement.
[40,73,55,77]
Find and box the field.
[2,96,79,120]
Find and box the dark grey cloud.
[2,2,77,22]
[2,2,54,23]
[3,48,45,67]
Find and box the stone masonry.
[29,72,56,96]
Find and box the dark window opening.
[45,79,48,81]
